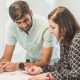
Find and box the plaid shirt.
[42,30,80,80]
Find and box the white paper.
[0,70,31,80]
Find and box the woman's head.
[48,6,80,43]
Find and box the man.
[0,1,59,72]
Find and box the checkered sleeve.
[41,64,62,80]
[68,30,80,77]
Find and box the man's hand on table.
[0,59,9,72]
[0,64,4,73]
[3,62,19,72]
[0,60,35,72]
[0,59,19,72]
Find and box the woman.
[25,6,80,80]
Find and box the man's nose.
[21,22,27,28]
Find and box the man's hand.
[0,59,9,73]
[0,64,4,73]
[3,62,18,72]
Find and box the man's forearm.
[0,57,9,62]
[31,59,49,67]
[0,55,12,62]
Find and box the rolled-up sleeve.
[6,23,17,45]
[42,28,53,48]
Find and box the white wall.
[53,0,80,22]
[0,0,5,58]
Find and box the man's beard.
[24,24,32,33]
[21,17,32,34]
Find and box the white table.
[0,70,31,80]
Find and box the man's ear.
[29,10,33,17]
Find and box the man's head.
[9,1,33,32]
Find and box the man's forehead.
[15,14,30,22]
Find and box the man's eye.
[16,22,21,24]
[24,19,29,22]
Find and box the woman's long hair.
[48,6,80,43]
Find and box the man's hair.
[9,1,30,21]
[48,6,80,43]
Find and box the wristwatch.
[26,59,30,62]
[19,63,25,70]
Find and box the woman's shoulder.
[71,29,80,44]
[74,29,80,38]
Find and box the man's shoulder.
[7,21,17,31]
[33,14,49,29]
[32,15,50,35]
[72,29,80,41]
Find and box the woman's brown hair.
[48,6,80,43]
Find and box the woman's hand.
[25,66,42,75]
[28,72,53,80]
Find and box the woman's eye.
[52,27,55,29]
